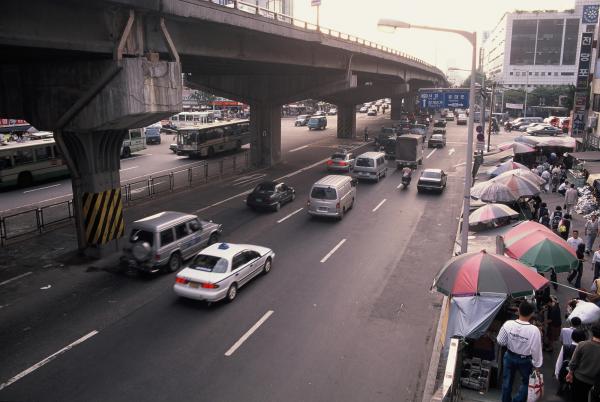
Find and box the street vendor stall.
[565,151,600,188]
[513,136,576,168]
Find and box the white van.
[121,128,146,158]
[353,151,387,182]
[307,175,356,220]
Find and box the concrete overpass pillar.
[250,103,281,167]
[336,104,356,139]
[391,97,403,120]
[55,130,125,257]
[405,93,417,113]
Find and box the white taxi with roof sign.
[173,242,275,303]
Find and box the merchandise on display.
[575,185,598,215]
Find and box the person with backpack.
[555,329,588,396]
[539,212,551,228]
[566,321,600,401]
[558,213,571,241]
[568,244,586,289]
[552,205,563,231]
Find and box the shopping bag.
[527,371,544,402]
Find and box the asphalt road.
[0,116,468,402]
[0,113,388,213]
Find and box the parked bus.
[176,120,250,158]
[0,138,70,188]
[121,128,146,158]
[165,112,215,130]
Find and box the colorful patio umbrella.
[513,142,536,154]
[432,250,549,297]
[487,160,529,177]
[471,181,520,202]
[469,203,519,225]
[496,168,546,186]
[490,173,541,198]
[504,230,578,273]
[497,142,515,151]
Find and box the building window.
[562,19,579,65]
[535,19,564,65]
[529,72,533,75]
[561,72,575,76]
[535,72,539,76]
[510,19,537,65]
[510,72,514,75]
[593,94,600,113]
[554,72,559,76]
[541,72,545,76]
[516,71,521,76]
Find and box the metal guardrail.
[0,150,249,245]
[204,0,443,75]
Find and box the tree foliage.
[501,85,575,110]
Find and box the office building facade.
[483,0,598,91]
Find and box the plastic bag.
[568,300,600,324]
[527,372,544,402]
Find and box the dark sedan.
[417,169,447,193]
[246,181,296,211]
[527,126,563,136]
[433,119,447,127]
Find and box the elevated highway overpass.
[0,0,447,254]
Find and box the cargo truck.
[395,134,424,169]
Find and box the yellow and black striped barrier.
[82,188,125,245]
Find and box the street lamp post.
[378,19,476,254]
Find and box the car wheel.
[17,171,33,187]
[274,202,281,212]
[208,232,219,245]
[166,253,181,273]
[226,283,238,302]
[123,147,131,158]
[262,258,272,274]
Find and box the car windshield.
[297,115,307,119]
[422,171,441,179]
[356,158,374,167]
[311,186,337,200]
[432,135,442,140]
[331,153,347,160]
[129,229,154,246]
[309,118,320,123]
[190,254,229,273]
[254,182,276,192]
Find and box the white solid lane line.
[23,184,61,194]
[426,149,437,159]
[372,199,387,212]
[119,166,139,172]
[320,238,347,263]
[289,145,309,153]
[225,311,274,357]
[276,208,304,224]
[396,183,403,189]
[448,148,455,156]
[0,271,32,287]
[233,173,264,184]
[0,330,98,391]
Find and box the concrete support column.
[336,103,356,139]
[405,93,417,113]
[249,103,281,168]
[391,97,403,120]
[55,130,125,258]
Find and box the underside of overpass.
[0,0,445,255]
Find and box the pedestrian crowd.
[496,163,600,402]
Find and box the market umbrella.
[513,142,536,154]
[503,221,554,245]
[496,168,546,186]
[491,173,541,198]
[432,250,549,297]
[471,181,521,202]
[469,203,519,225]
[487,160,529,177]
[497,142,515,151]
[504,230,578,273]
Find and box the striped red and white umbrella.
[432,250,549,297]
[487,160,529,177]
[505,229,578,273]
[496,168,546,186]
[469,203,519,225]
[471,180,521,202]
[513,142,536,154]
[503,220,554,244]
[489,173,541,198]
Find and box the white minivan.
[307,175,356,220]
[353,152,387,182]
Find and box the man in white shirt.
[560,316,582,348]
[497,301,543,402]
[565,184,578,215]
[558,180,569,196]
[585,215,600,254]
[567,230,584,251]
[554,328,587,396]
[592,245,600,280]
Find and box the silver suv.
[120,211,222,274]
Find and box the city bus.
[0,137,70,188]
[166,112,215,129]
[176,120,250,158]
[120,128,146,158]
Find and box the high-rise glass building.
[483,0,598,91]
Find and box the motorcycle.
[401,175,411,189]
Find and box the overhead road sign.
[418,88,470,109]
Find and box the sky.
[293,0,576,80]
